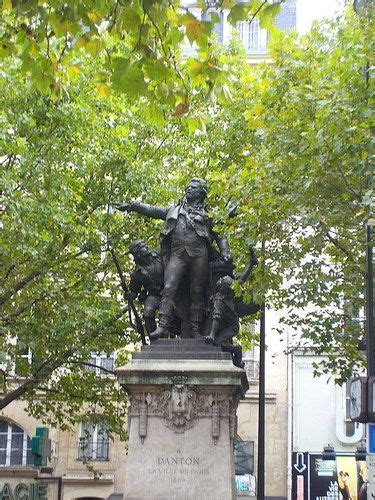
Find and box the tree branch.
[249,1,268,24]
[0,357,59,410]
[318,221,353,260]
[68,360,116,375]
[325,230,353,260]
[0,270,42,306]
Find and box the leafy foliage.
[213,11,373,382]
[0,41,250,434]
[0,6,372,445]
[0,0,281,116]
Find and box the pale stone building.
[235,309,365,500]
[0,397,127,499]
[0,312,364,499]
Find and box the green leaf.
[144,60,168,82]
[85,37,104,57]
[3,0,12,11]
[111,62,146,97]
[227,2,250,24]
[259,3,281,32]
[143,104,165,128]
[120,8,142,33]
[180,14,210,44]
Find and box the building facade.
[0,398,127,499]
[234,309,365,500]
[183,0,297,63]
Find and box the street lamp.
[322,444,336,461]
[355,441,367,461]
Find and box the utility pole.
[366,224,374,377]
[257,304,266,500]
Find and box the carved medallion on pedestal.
[129,378,239,443]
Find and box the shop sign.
[0,482,48,500]
[292,452,367,500]
[235,474,256,495]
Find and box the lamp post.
[354,0,374,381]
[366,223,374,378]
[351,3,374,498]
[257,304,266,500]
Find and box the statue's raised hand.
[220,251,232,263]
[112,202,134,212]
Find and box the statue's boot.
[149,326,168,340]
[149,312,172,340]
[144,317,157,337]
[204,335,215,345]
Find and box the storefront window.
[234,438,254,475]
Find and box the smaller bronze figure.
[128,241,164,336]
[205,276,244,368]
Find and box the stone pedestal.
[116,339,248,500]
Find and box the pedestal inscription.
[125,416,233,499]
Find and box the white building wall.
[293,353,364,453]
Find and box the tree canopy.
[0,0,280,116]
[0,4,373,441]
[219,12,373,382]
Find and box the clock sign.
[349,377,367,423]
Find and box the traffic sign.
[293,452,307,473]
[368,424,375,454]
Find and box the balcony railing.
[243,359,260,382]
[77,439,110,461]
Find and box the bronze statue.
[113,178,230,339]
[128,241,164,336]
[205,276,244,368]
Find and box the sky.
[297,0,344,33]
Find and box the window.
[78,422,110,461]
[236,19,268,55]
[84,353,115,376]
[14,346,32,377]
[0,420,33,467]
[234,438,254,475]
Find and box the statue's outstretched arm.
[112,201,170,220]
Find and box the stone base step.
[132,338,232,361]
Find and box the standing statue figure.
[114,178,230,339]
[128,241,164,336]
